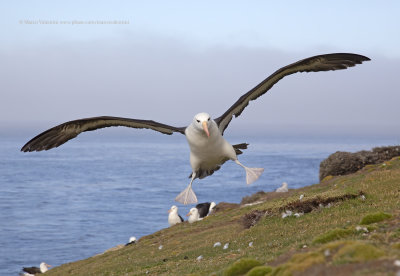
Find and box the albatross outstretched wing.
[214,53,370,134]
[21,116,186,152]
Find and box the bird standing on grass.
[21,262,51,275]
[21,53,370,204]
[168,205,184,226]
[276,182,289,193]
[187,207,202,223]
[125,236,137,246]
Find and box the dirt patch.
[241,191,268,205]
[280,192,364,214]
[319,145,400,180]
[240,192,364,229]
[241,189,300,205]
[215,202,240,212]
[241,210,268,229]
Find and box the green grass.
[312,228,355,244]
[223,258,262,276]
[46,157,400,275]
[360,212,392,225]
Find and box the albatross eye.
[207,118,210,121]
[196,120,200,123]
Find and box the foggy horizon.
[1,1,399,139]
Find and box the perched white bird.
[125,236,137,246]
[21,262,51,275]
[276,182,289,193]
[187,207,202,223]
[196,201,217,218]
[168,205,184,226]
[21,54,369,204]
[223,243,229,250]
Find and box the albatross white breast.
[168,205,184,226]
[21,53,370,204]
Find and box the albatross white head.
[187,207,202,223]
[192,112,212,137]
[40,262,51,273]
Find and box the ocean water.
[0,132,398,275]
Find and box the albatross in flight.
[21,53,370,204]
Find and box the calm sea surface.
[0,132,398,275]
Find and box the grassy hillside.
[47,157,400,275]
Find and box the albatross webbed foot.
[245,167,264,184]
[175,184,198,205]
[235,160,264,184]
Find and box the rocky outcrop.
[319,146,400,180]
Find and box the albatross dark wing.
[23,266,41,274]
[214,53,370,134]
[196,202,211,218]
[21,116,186,152]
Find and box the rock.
[319,146,400,181]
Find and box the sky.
[1,1,399,137]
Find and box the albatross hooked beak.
[186,211,192,217]
[202,121,210,137]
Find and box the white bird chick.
[276,182,288,193]
[168,205,184,226]
[187,207,202,223]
